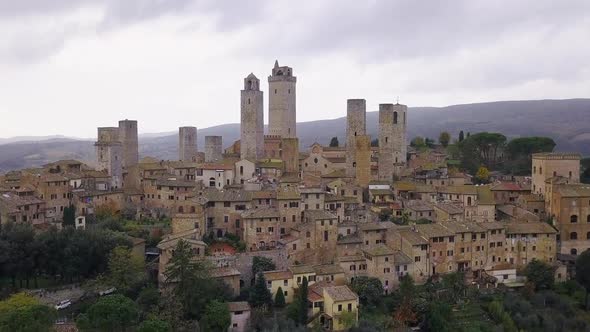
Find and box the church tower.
[240,73,264,160]
[268,60,297,138]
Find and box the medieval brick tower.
[240,73,264,160]
[118,119,139,168]
[178,126,197,162]
[346,99,367,177]
[95,127,123,189]
[205,136,223,163]
[378,103,407,182]
[268,60,297,138]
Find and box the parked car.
[99,287,116,296]
[54,300,72,310]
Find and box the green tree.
[329,137,339,147]
[350,276,383,308]
[137,318,171,332]
[77,294,139,332]
[475,166,490,184]
[106,245,146,294]
[458,130,465,142]
[458,132,507,171]
[439,132,451,147]
[410,136,425,148]
[425,137,436,148]
[297,277,309,324]
[200,300,230,332]
[339,310,357,329]
[0,293,56,332]
[576,250,590,309]
[137,286,160,315]
[524,259,555,291]
[441,272,466,303]
[62,204,76,227]
[252,256,276,275]
[504,136,556,175]
[274,287,286,308]
[424,301,452,332]
[371,138,379,147]
[250,272,273,309]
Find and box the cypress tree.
[274,287,286,308]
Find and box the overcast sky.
[0,0,589,138]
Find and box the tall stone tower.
[378,103,407,182]
[118,120,139,168]
[241,73,264,160]
[205,136,223,163]
[345,99,367,177]
[95,127,122,189]
[179,126,197,162]
[268,60,296,138]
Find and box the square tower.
[118,119,139,168]
[268,60,297,138]
[179,126,198,162]
[378,103,407,182]
[346,99,367,177]
[241,73,264,161]
[95,127,122,189]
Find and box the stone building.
[531,152,580,197]
[550,184,590,255]
[268,60,297,138]
[178,126,198,162]
[95,127,123,189]
[242,207,281,251]
[205,136,223,163]
[118,119,139,169]
[346,99,366,177]
[281,138,300,174]
[378,103,407,182]
[240,73,264,161]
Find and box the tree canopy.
[250,272,273,309]
[439,132,451,147]
[252,256,276,275]
[524,259,555,291]
[0,293,55,332]
[350,276,383,308]
[576,250,590,309]
[77,294,139,332]
[200,300,230,332]
[329,137,339,147]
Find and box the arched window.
[569,171,573,178]
[306,231,311,238]
[178,206,184,213]
[209,177,216,187]
[571,215,578,223]
[467,197,472,206]
[570,232,578,240]
[586,232,590,240]
[190,206,196,213]
[553,171,557,177]
[314,158,318,164]
[540,167,543,175]
[571,248,578,255]
[240,166,244,175]
[393,111,398,124]
[533,166,536,174]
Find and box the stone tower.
[95,127,122,189]
[241,73,264,160]
[354,135,371,188]
[205,136,223,163]
[378,103,407,182]
[268,60,297,138]
[178,126,197,162]
[282,138,300,174]
[118,120,139,168]
[345,99,367,177]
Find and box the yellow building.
[308,282,359,331]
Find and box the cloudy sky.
[1,0,589,138]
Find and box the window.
[256,227,262,233]
[338,304,342,312]
[393,111,398,124]
[224,216,229,223]
[571,215,578,223]
[415,256,421,262]
[284,280,288,286]
[324,231,329,241]
[571,248,578,255]
[571,232,578,240]
[348,303,352,312]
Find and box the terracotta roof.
[434,202,464,215]
[405,200,434,212]
[337,254,365,263]
[358,222,391,231]
[337,235,362,245]
[314,264,344,275]
[555,184,590,198]
[263,270,293,281]
[252,190,277,199]
[415,223,454,238]
[289,265,316,275]
[304,210,337,221]
[439,221,486,234]
[211,267,241,278]
[277,188,300,200]
[491,182,529,192]
[505,222,557,235]
[228,301,250,312]
[363,244,395,256]
[324,285,358,302]
[393,251,413,265]
[203,188,252,202]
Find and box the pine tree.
[298,277,308,324]
[329,137,339,147]
[274,287,286,308]
[458,130,465,142]
[249,272,272,309]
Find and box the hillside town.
[1,61,589,331]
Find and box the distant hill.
[1,99,589,173]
